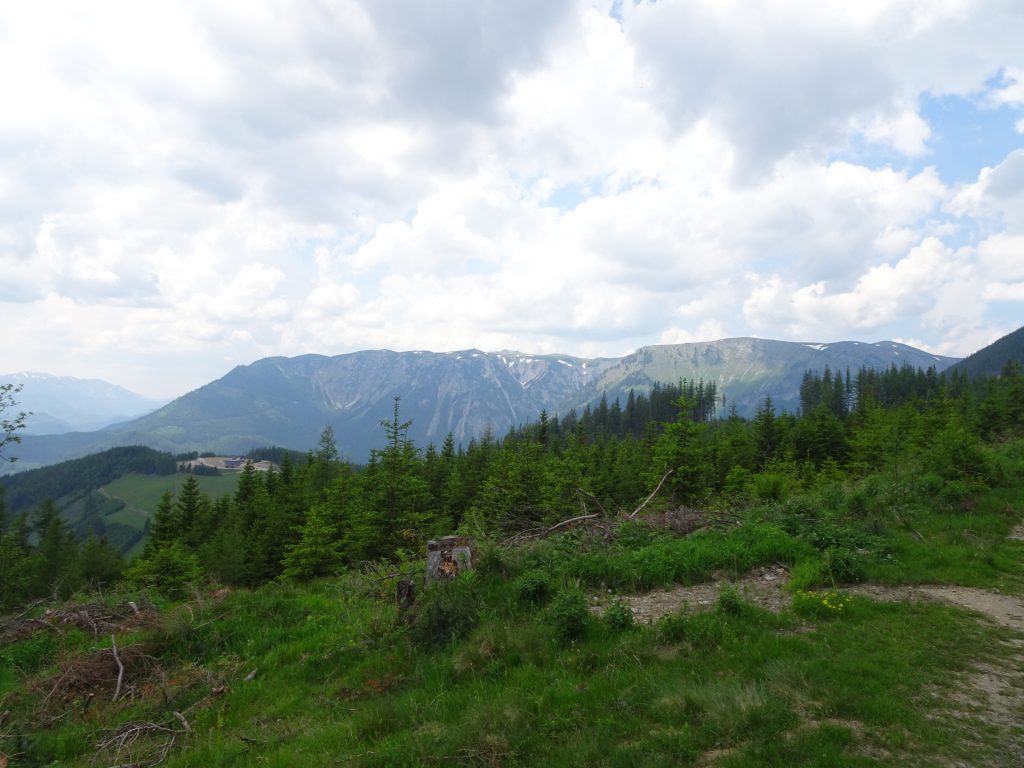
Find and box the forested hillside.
[3,362,1018,604]
[947,324,1024,379]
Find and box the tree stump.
[426,536,475,582]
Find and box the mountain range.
[5,338,958,472]
[0,372,166,434]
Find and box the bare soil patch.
[590,565,790,624]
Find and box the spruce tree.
[281,501,344,581]
[145,491,179,557]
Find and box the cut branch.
[173,711,191,733]
[575,488,608,517]
[544,513,598,535]
[630,469,674,519]
[111,634,124,703]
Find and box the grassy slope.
[3,444,1023,767]
[99,472,241,557]
[101,472,241,517]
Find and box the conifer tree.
[753,397,778,467]
[281,501,344,581]
[77,535,124,587]
[650,396,712,504]
[364,397,430,556]
[31,499,78,598]
[175,475,209,549]
[144,491,179,557]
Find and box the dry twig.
[93,713,190,767]
[110,635,124,703]
[630,469,674,519]
[575,488,608,516]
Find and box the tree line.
[1,364,1023,607]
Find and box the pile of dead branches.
[36,640,160,711]
[92,711,191,768]
[500,470,739,547]
[0,600,157,644]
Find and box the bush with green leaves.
[603,599,634,631]
[716,585,748,617]
[545,588,590,642]
[406,574,483,649]
[822,547,867,584]
[752,472,789,503]
[125,542,203,600]
[474,541,509,579]
[514,569,554,606]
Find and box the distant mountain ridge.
[7,338,958,471]
[0,372,166,434]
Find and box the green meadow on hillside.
[101,471,241,523]
[93,472,241,557]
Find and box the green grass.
[557,522,814,592]
[101,472,241,521]
[865,486,1024,591]
[3,567,1020,766]
[91,472,240,557]
[3,462,1023,767]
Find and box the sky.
[1,0,1023,399]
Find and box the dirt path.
[590,565,791,624]
[593,570,1024,767]
[840,583,1024,633]
[592,567,1024,635]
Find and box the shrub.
[514,569,554,606]
[822,547,867,585]
[603,599,635,631]
[474,542,508,579]
[407,575,482,649]
[800,522,876,553]
[753,473,789,503]
[545,589,590,642]
[125,542,203,600]
[723,466,753,502]
[716,585,748,617]
[817,483,846,512]
[615,521,659,550]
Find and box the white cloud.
[660,320,731,346]
[858,107,932,156]
[990,67,1024,106]
[950,150,1024,232]
[983,281,1024,301]
[742,237,974,337]
[1,0,1024,396]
